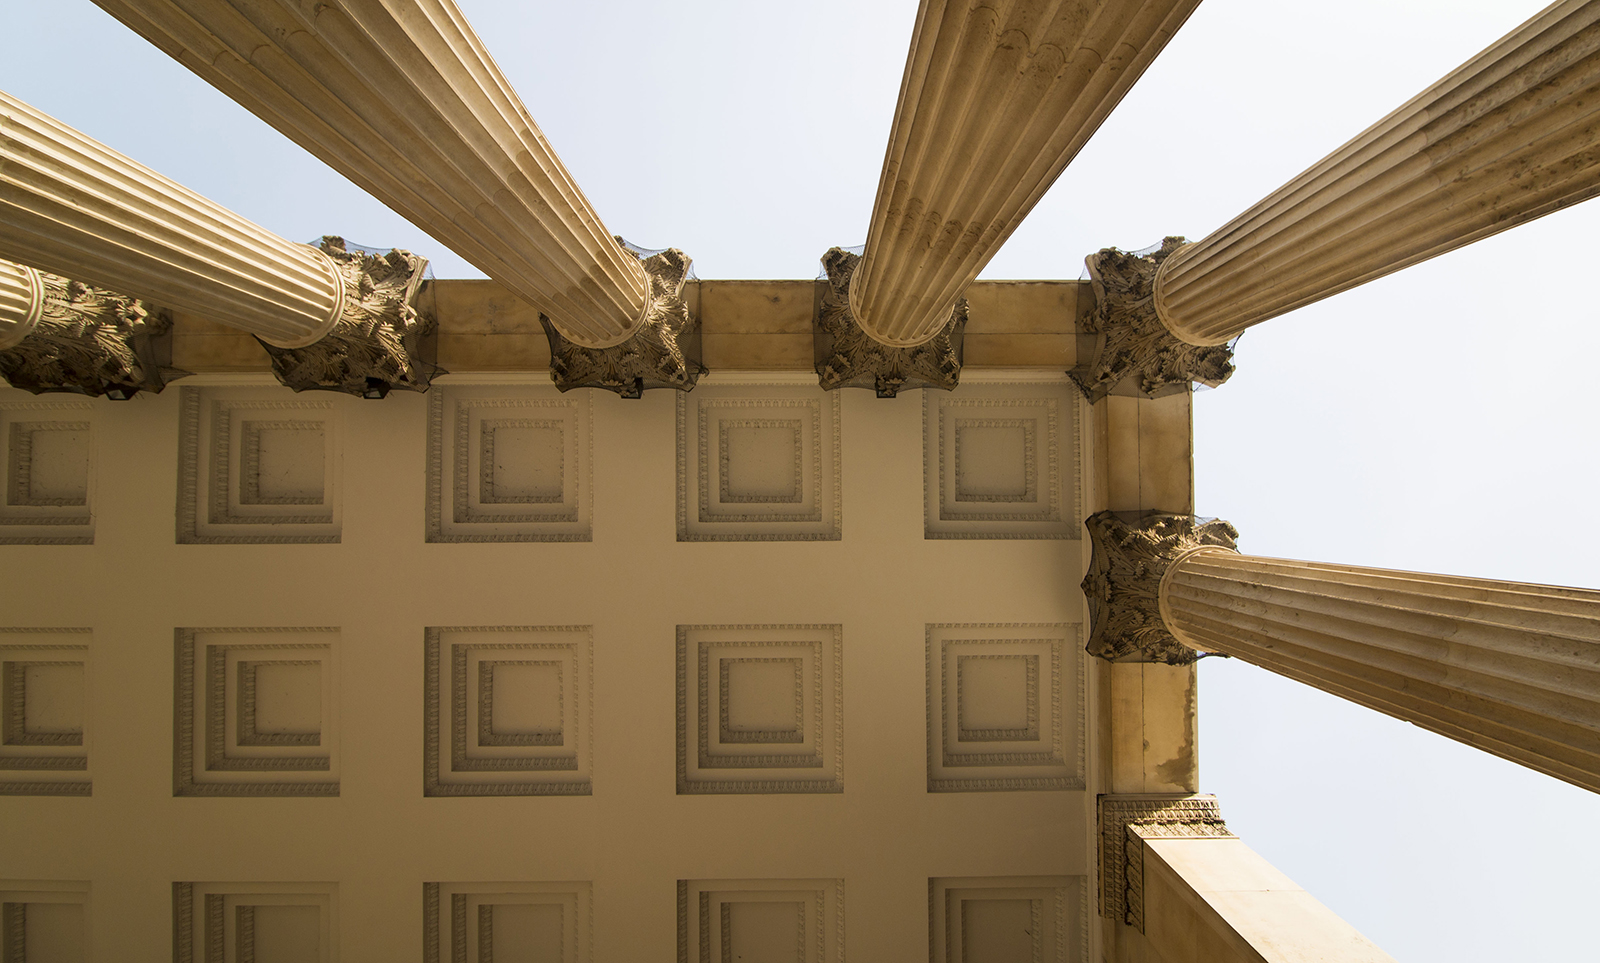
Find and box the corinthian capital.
[543,246,704,398]
[813,247,964,398]
[0,265,187,398]
[1082,510,1239,664]
[1067,238,1234,403]
[258,237,441,398]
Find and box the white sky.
[5,1,1598,958]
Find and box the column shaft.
[93,0,651,349]
[0,259,42,351]
[1154,0,1600,345]
[852,0,1198,346]
[0,90,341,348]
[1162,548,1600,793]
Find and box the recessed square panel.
[240,421,326,504]
[930,877,1086,963]
[242,661,323,741]
[0,402,94,544]
[427,386,591,542]
[721,658,803,743]
[482,661,563,742]
[924,382,1081,539]
[678,625,842,794]
[926,625,1083,792]
[1,881,90,962]
[954,421,1033,501]
[0,629,90,796]
[677,879,844,963]
[173,882,337,963]
[425,627,592,796]
[480,420,564,503]
[177,386,340,544]
[174,628,339,797]
[424,882,592,963]
[721,420,803,502]
[677,382,840,541]
[956,655,1039,741]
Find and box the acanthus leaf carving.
[0,272,188,398]
[814,247,964,398]
[543,244,705,397]
[1068,237,1234,402]
[258,236,443,397]
[1082,509,1239,664]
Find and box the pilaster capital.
[542,245,704,397]
[258,237,441,398]
[813,247,964,398]
[1099,793,1233,931]
[1082,510,1239,664]
[0,270,188,398]
[1067,238,1234,402]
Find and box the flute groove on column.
[93,0,652,349]
[851,0,1200,346]
[1161,548,1600,794]
[0,259,42,351]
[0,90,342,348]
[1153,0,1600,346]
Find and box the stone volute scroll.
[542,245,705,398]
[813,247,965,398]
[1081,509,1239,664]
[258,237,442,398]
[0,259,188,398]
[1067,238,1235,402]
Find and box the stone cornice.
[1082,510,1239,664]
[1067,238,1234,403]
[814,247,964,398]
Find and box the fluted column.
[1153,0,1600,346]
[1082,510,1600,794]
[849,0,1199,346]
[0,259,42,351]
[1161,548,1600,793]
[0,90,343,348]
[93,0,653,350]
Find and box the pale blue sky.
[4,1,1597,958]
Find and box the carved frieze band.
[1082,510,1239,664]
[814,248,964,397]
[259,236,442,397]
[0,268,187,398]
[543,245,704,397]
[1099,793,1233,932]
[1067,238,1234,402]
